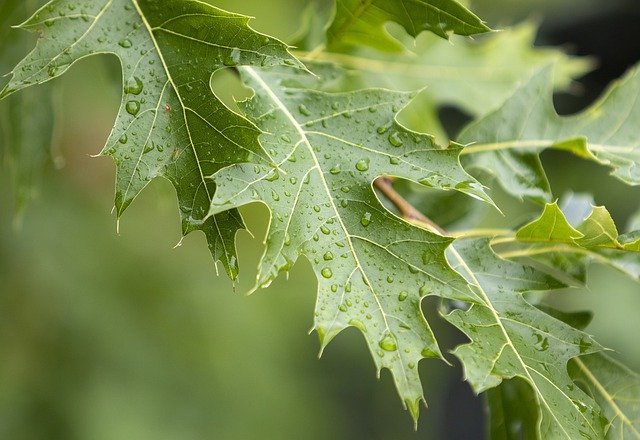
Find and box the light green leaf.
[326,0,491,52]
[570,354,640,439]
[311,22,590,116]
[460,65,640,202]
[490,203,640,286]
[516,203,640,252]
[0,0,303,278]
[208,64,490,422]
[517,202,584,244]
[444,238,606,439]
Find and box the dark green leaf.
[327,0,491,52]
[0,0,303,278]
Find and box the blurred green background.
[1,0,639,439]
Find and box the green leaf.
[297,22,591,143]
[207,64,491,422]
[570,353,640,439]
[516,203,640,252]
[0,0,58,221]
[517,202,584,244]
[443,238,606,439]
[312,22,590,116]
[488,203,640,287]
[326,0,491,52]
[486,378,539,440]
[460,65,640,202]
[0,0,303,278]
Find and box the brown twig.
[373,177,447,236]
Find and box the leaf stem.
[373,177,447,235]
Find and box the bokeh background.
[1,0,639,439]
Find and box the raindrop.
[349,319,367,332]
[118,38,132,48]
[298,104,311,116]
[321,267,333,279]
[126,100,140,116]
[388,132,403,147]
[398,291,408,301]
[355,159,369,172]
[124,76,143,95]
[361,212,372,227]
[379,333,398,351]
[323,251,334,261]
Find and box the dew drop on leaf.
[298,104,311,116]
[355,159,369,172]
[388,131,403,147]
[125,100,140,116]
[124,76,143,95]
[379,333,398,351]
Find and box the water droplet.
[361,212,372,227]
[408,362,415,369]
[124,76,143,95]
[280,134,292,143]
[330,165,341,175]
[389,156,400,165]
[379,333,398,351]
[44,19,54,27]
[421,347,438,358]
[313,205,321,212]
[323,251,334,261]
[118,134,128,144]
[321,267,333,279]
[126,100,140,116]
[271,190,280,201]
[265,169,279,181]
[338,304,347,312]
[386,275,394,283]
[535,334,549,352]
[388,132,403,147]
[398,291,408,301]
[298,104,311,116]
[377,126,388,134]
[355,159,369,172]
[118,38,132,48]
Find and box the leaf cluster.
[1,0,639,438]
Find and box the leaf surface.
[208,64,490,421]
[0,0,303,277]
[443,238,606,439]
[459,65,640,202]
[570,354,640,439]
[327,0,491,52]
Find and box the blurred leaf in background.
[0,0,60,225]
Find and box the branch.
[373,177,447,235]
